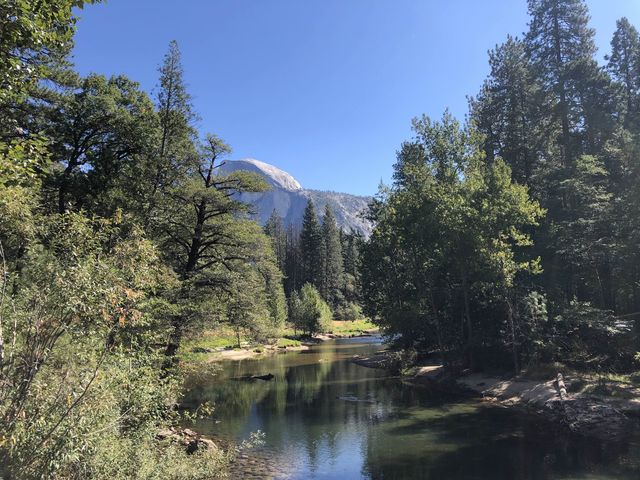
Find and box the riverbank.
[181,320,379,363]
[181,335,640,478]
[352,350,640,442]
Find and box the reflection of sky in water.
[184,338,640,480]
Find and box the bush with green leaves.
[334,302,363,321]
[0,209,227,478]
[289,284,333,336]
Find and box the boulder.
[156,426,219,454]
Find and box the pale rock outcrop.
[219,158,373,237]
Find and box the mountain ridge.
[219,159,373,237]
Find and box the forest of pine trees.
[362,0,640,373]
[264,201,364,324]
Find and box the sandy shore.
[203,329,379,362]
[206,344,311,361]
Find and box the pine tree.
[341,230,362,304]
[142,40,197,227]
[264,209,286,273]
[300,199,322,288]
[525,0,617,305]
[161,133,269,359]
[607,17,640,126]
[319,205,344,307]
[284,224,303,295]
[525,0,597,165]
[470,36,542,184]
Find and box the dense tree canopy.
[363,0,640,373]
[0,5,285,476]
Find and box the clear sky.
[72,0,640,196]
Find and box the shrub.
[288,284,332,336]
[334,302,363,321]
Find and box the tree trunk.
[506,293,520,374]
[460,267,474,370]
[552,8,572,168]
[162,317,184,373]
[431,297,446,366]
[58,163,76,213]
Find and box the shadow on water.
[183,337,640,480]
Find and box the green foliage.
[43,73,157,213]
[462,0,640,373]
[216,223,287,345]
[607,17,640,126]
[470,35,541,184]
[548,301,634,370]
[0,14,279,477]
[319,205,344,308]
[0,136,50,188]
[300,200,322,286]
[0,0,101,113]
[334,302,363,321]
[264,209,287,272]
[289,284,332,336]
[0,207,226,478]
[362,112,543,370]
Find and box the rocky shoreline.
[352,350,640,443]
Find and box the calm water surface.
[183,337,640,479]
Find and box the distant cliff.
[219,158,372,237]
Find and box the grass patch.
[179,327,246,362]
[328,319,377,336]
[276,337,302,348]
[282,319,377,338]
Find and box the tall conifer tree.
[300,199,322,288]
[320,205,344,307]
[526,0,597,165]
[142,40,197,227]
[264,209,287,273]
[607,18,640,126]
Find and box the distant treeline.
[263,202,364,323]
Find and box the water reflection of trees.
[362,403,640,480]
[184,344,640,479]
[185,343,395,450]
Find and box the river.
[183,336,640,479]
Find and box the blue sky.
[72,0,640,195]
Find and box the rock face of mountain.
[219,159,372,237]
